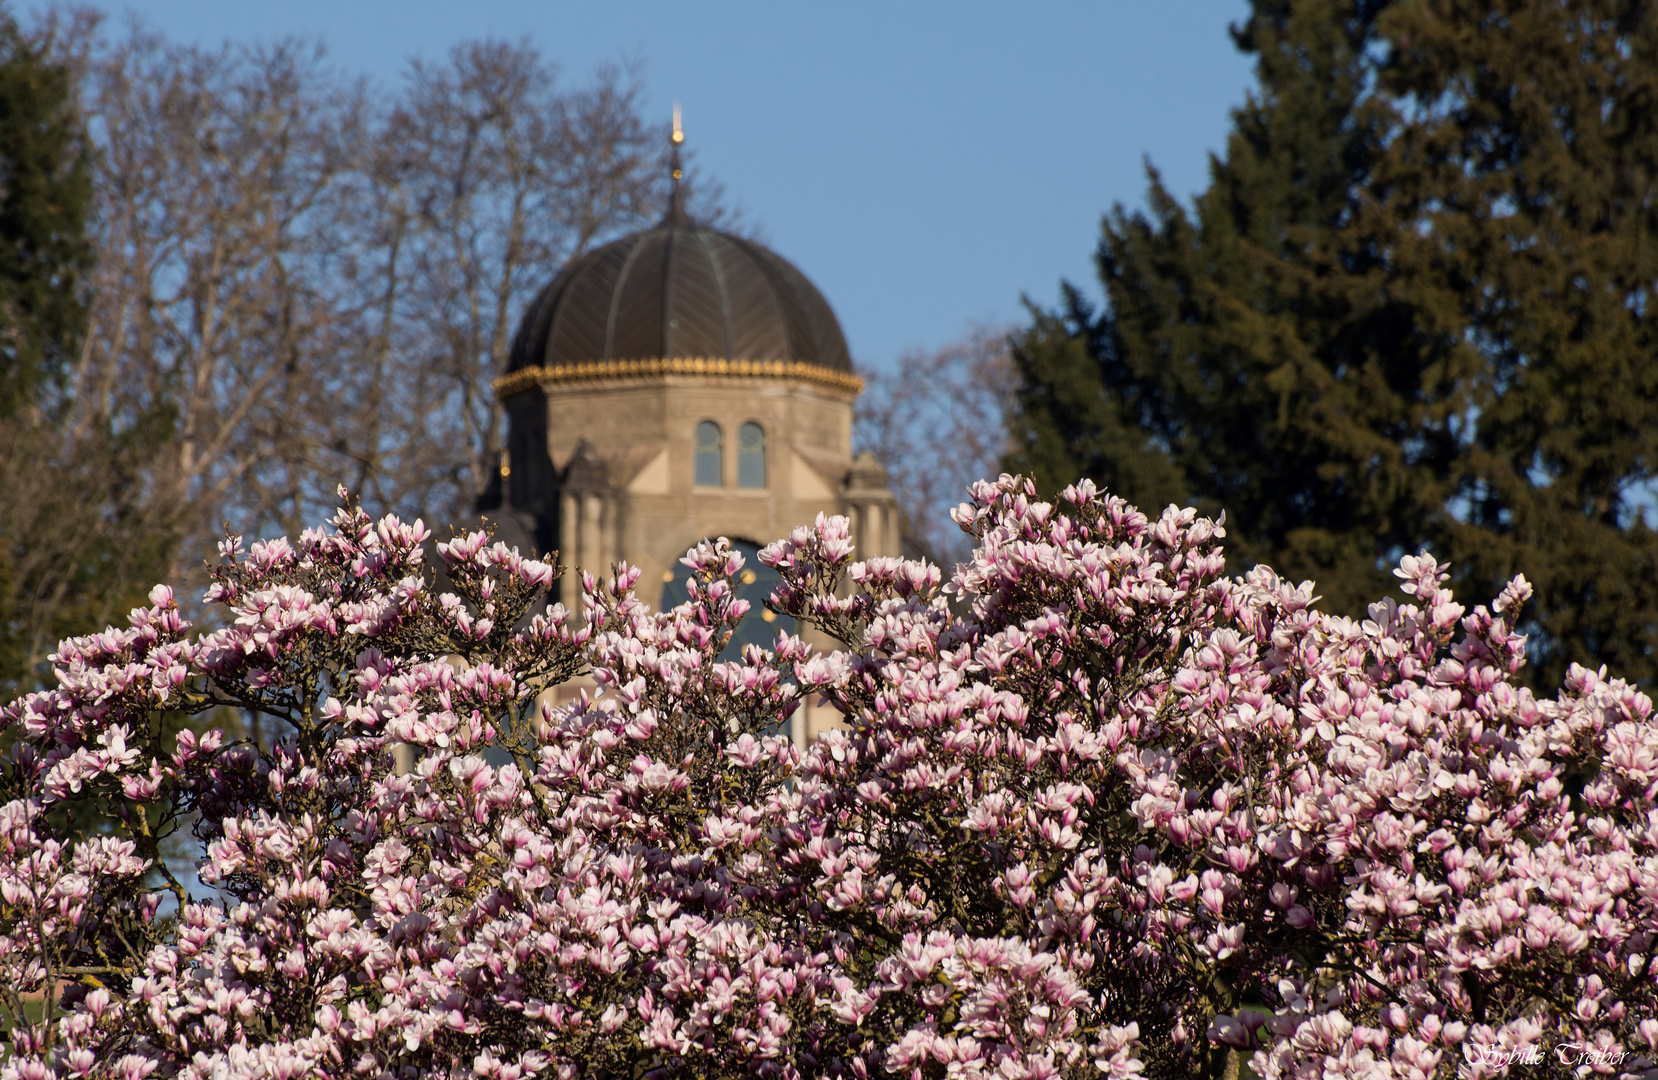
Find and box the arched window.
[694,420,723,487]
[737,421,766,488]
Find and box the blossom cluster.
[1,478,1654,1079]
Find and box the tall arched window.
[737,421,766,488]
[694,421,723,487]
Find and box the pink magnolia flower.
[1,481,1654,1079]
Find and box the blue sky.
[112,1,1255,371]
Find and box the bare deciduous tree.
[3,10,705,686]
[75,26,374,561]
[854,324,1016,566]
[383,41,664,511]
[69,15,688,579]
[0,408,170,697]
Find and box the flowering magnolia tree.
[2,477,1656,1080]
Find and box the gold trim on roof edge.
[494,358,864,399]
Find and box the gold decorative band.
[494,357,864,399]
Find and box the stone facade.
[537,371,886,610]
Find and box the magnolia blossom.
[1,479,1654,1079]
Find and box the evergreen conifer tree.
[1010,0,1658,687]
[0,7,90,417]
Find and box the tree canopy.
[1008,0,1658,689]
[4,482,1656,1078]
[0,7,89,418]
[0,7,155,701]
[0,11,716,695]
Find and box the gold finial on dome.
[665,104,687,223]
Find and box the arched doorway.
[658,538,797,662]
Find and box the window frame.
[694,420,724,488]
[736,420,767,489]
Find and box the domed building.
[481,123,898,739]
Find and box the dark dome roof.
[507,217,852,376]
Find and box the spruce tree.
[1010,0,1658,688]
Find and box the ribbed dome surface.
[508,222,852,375]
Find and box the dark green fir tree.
[1010,0,1658,688]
